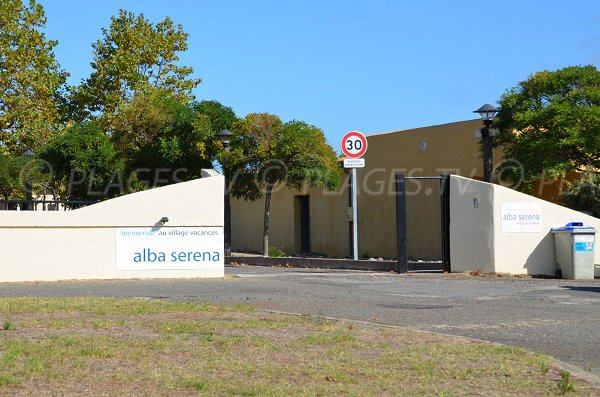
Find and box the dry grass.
[0,297,597,396]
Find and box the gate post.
[440,174,451,272]
[395,174,408,273]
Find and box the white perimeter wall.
[450,175,600,276]
[0,170,224,282]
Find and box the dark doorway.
[395,175,450,273]
[295,195,311,253]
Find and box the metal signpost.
[341,131,368,260]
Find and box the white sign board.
[116,227,223,270]
[501,203,542,233]
[343,158,365,168]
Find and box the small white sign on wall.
[116,227,223,271]
[501,203,542,233]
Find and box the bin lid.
[551,222,597,232]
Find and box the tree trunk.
[262,182,274,256]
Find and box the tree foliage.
[1,3,238,205]
[72,10,200,128]
[39,123,123,201]
[0,154,27,200]
[194,100,238,135]
[231,113,341,198]
[0,151,54,203]
[561,173,600,217]
[231,113,341,255]
[111,88,215,186]
[0,0,67,152]
[227,113,282,202]
[495,65,600,192]
[194,99,238,177]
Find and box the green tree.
[231,114,341,256]
[0,153,27,201]
[194,100,238,135]
[495,65,600,194]
[111,88,214,187]
[39,123,123,201]
[72,9,200,129]
[561,173,600,217]
[0,0,67,152]
[0,147,54,205]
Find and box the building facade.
[230,119,545,259]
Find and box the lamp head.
[473,104,499,121]
[217,129,233,148]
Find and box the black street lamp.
[473,104,499,183]
[217,129,233,255]
[22,149,35,210]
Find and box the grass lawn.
[0,297,597,396]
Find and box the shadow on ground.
[560,285,600,294]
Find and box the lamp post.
[473,104,499,183]
[217,129,233,255]
[22,149,35,210]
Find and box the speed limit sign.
[341,131,368,158]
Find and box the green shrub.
[2,320,14,331]
[561,173,600,217]
[559,370,574,394]
[268,246,285,257]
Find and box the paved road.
[1,265,599,377]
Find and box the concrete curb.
[552,359,600,390]
[226,255,396,272]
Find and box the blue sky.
[39,0,600,150]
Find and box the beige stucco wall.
[0,170,224,282]
[449,176,496,273]
[231,180,350,257]
[232,119,500,258]
[450,175,600,276]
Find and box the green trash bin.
[551,222,596,280]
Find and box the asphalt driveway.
[1,265,599,378]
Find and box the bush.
[561,173,600,217]
[268,246,285,257]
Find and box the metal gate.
[395,175,450,272]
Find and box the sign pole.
[341,130,367,262]
[352,167,358,260]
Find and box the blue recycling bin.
[551,222,596,279]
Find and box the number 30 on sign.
[341,131,368,158]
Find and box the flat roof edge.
[367,118,482,138]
